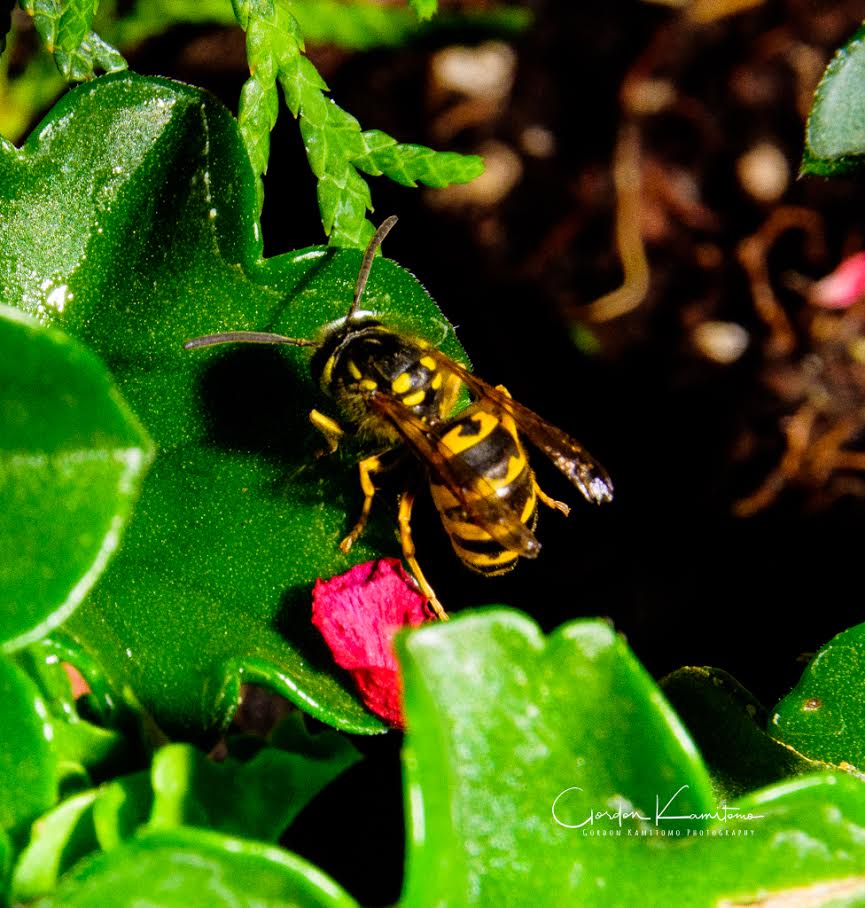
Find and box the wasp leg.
[398,490,449,621]
[340,454,384,553]
[534,478,571,516]
[309,409,345,458]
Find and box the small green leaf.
[10,790,99,903]
[0,825,10,904]
[803,23,865,176]
[398,610,865,905]
[408,0,437,22]
[20,0,126,81]
[13,644,130,781]
[54,30,127,82]
[0,656,58,838]
[92,771,152,851]
[662,666,818,800]
[356,131,484,188]
[56,0,98,53]
[39,827,359,907]
[0,306,153,653]
[150,732,359,841]
[771,621,865,768]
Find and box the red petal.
[810,251,865,310]
[312,559,431,727]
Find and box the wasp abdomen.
[430,406,537,575]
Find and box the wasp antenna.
[183,331,318,350]
[347,215,399,320]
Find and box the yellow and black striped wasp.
[184,217,613,619]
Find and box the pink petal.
[312,559,431,728]
[810,251,865,310]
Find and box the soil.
[127,2,865,903]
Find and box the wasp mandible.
[185,217,614,619]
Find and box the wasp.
[184,217,613,619]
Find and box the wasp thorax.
[314,321,450,438]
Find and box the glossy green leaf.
[0,656,58,838]
[771,621,865,769]
[803,23,865,176]
[0,306,152,653]
[398,610,865,906]
[14,643,130,782]
[662,666,818,800]
[38,827,359,907]
[11,789,98,902]
[150,731,359,841]
[0,72,466,737]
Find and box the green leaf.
[803,23,865,176]
[13,643,130,781]
[398,610,865,905]
[0,826,10,904]
[0,72,466,737]
[661,666,818,800]
[408,0,437,22]
[356,131,484,188]
[149,730,359,841]
[771,621,865,769]
[91,771,152,851]
[399,611,714,905]
[56,0,99,53]
[38,827,359,907]
[0,656,58,837]
[0,306,153,653]
[20,0,126,81]
[10,790,99,903]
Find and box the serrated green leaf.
[771,621,865,769]
[36,827,359,907]
[10,789,98,902]
[54,30,127,82]
[803,22,865,177]
[398,610,865,906]
[0,656,58,837]
[0,306,153,653]
[149,732,359,841]
[21,0,126,81]
[234,0,483,245]
[356,132,484,188]
[662,666,818,800]
[0,73,467,738]
[56,0,99,56]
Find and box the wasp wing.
[367,391,541,558]
[422,348,614,504]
